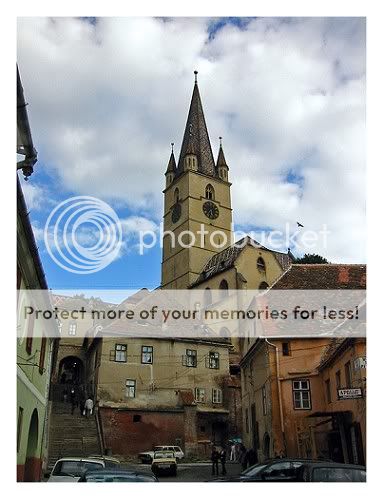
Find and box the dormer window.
[174,188,180,204]
[205,184,215,200]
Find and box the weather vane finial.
[194,70,198,83]
[219,136,223,147]
[171,142,174,152]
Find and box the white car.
[139,446,184,464]
[48,457,110,482]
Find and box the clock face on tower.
[203,201,219,220]
[171,202,182,223]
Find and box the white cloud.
[21,180,45,211]
[17,17,366,263]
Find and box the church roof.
[166,150,176,174]
[216,143,229,169]
[177,74,216,177]
[190,236,292,286]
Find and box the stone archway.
[24,409,39,482]
[58,356,84,385]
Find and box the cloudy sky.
[17,17,366,290]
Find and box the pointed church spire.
[216,136,229,169]
[178,72,216,177]
[166,142,176,173]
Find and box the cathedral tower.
[161,72,233,289]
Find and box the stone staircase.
[47,401,102,471]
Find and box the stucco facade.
[17,180,55,481]
[240,264,366,464]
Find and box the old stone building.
[240,264,366,464]
[17,67,57,481]
[47,72,293,461]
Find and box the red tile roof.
[271,264,366,290]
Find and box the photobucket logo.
[138,222,330,255]
[44,196,122,274]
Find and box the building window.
[325,379,332,403]
[262,385,267,415]
[133,414,141,423]
[183,349,197,367]
[39,337,47,374]
[336,370,342,390]
[68,322,77,336]
[212,388,223,404]
[257,257,266,272]
[125,379,136,398]
[292,379,311,410]
[141,346,153,364]
[282,342,291,356]
[245,408,249,433]
[113,344,127,362]
[195,388,206,403]
[345,361,352,387]
[219,279,229,298]
[174,188,180,203]
[208,351,220,369]
[26,313,35,355]
[17,407,23,453]
[205,184,215,200]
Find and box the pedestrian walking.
[220,447,227,475]
[79,394,86,416]
[244,448,257,468]
[230,443,237,461]
[84,397,94,418]
[70,388,77,415]
[239,444,247,470]
[211,447,219,476]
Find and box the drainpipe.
[265,339,286,456]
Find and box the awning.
[197,407,229,415]
[307,410,352,418]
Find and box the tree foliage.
[294,253,329,264]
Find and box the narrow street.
[131,462,243,482]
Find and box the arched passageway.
[23,409,39,482]
[58,356,84,385]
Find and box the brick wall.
[99,407,186,457]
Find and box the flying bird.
[297,222,304,228]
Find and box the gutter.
[265,338,286,455]
[17,177,47,290]
[17,66,37,179]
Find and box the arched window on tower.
[205,184,215,200]
[174,188,180,204]
[203,288,212,308]
[257,257,266,273]
[219,279,229,299]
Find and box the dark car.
[212,458,332,482]
[78,469,158,482]
[297,462,366,482]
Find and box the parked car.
[139,445,184,464]
[297,462,366,482]
[87,455,121,468]
[151,451,177,477]
[48,457,108,482]
[211,458,332,482]
[78,469,158,482]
